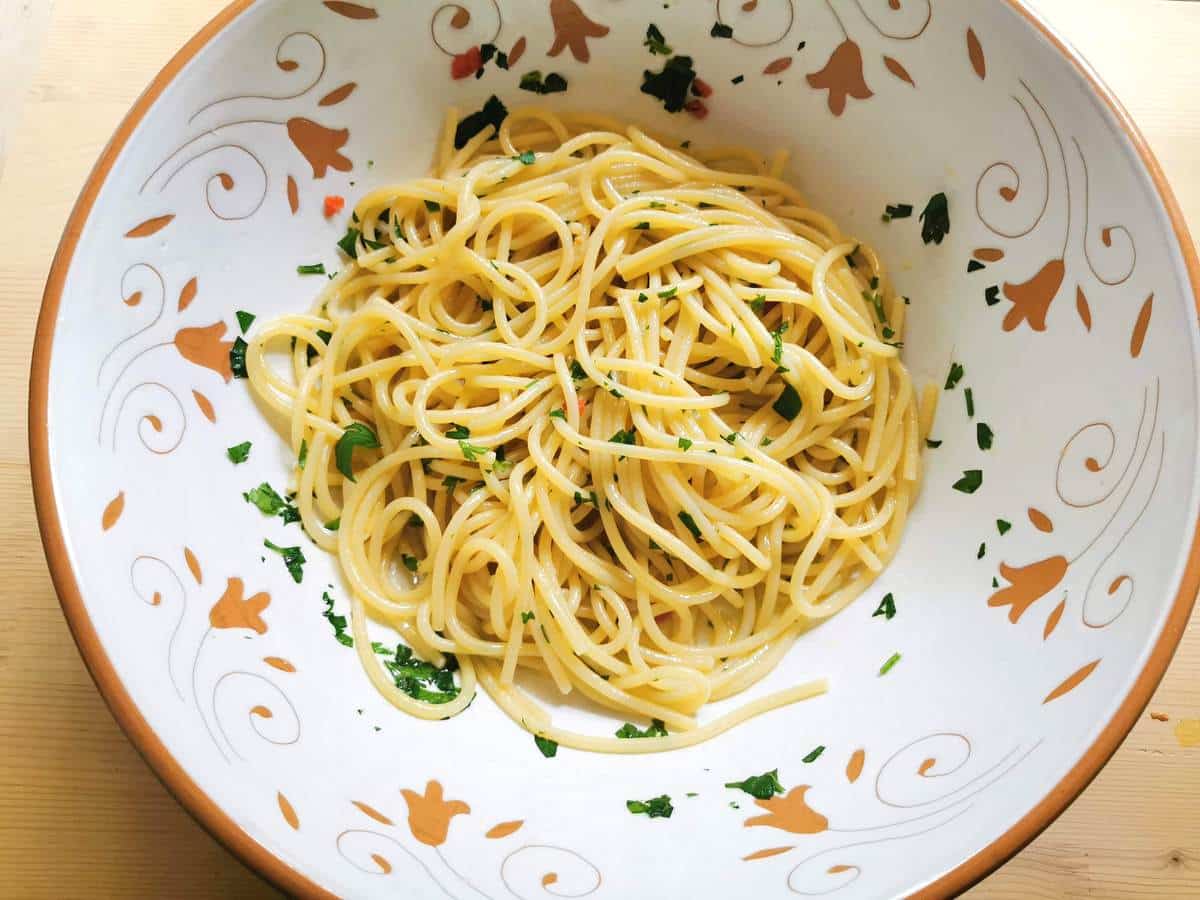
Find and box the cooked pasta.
[245,104,927,753]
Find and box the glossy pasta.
[246,106,927,753]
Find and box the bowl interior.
[36,1,1200,897]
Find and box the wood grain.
[0,0,1196,898]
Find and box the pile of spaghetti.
[246,105,929,753]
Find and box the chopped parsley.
[264,539,305,583]
[872,592,896,620]
[772,383,802,420]
[642,55,698,113]
[965,387,975,417]
[985,285,1000,306]
[322,590,353,646]
[997,519,1012,535]
[771,323,788,369]
[325,517,340,531]
[626,795,673,818]
[534,735,558,758]
[454,95,508,149]
[919,191,950,245]
[305,329,333,364]
[968,259,986,273]
[424,199,441,213]
[402,554,419,573]
[236,310,256,332]
[677,511,702,541]
[226,441,251,464]
[953,469,983,494]
[243,482,300,524]
[993,576,1000,589]
[443,475,465,491]
[335,422,381,482]
[445,423,471,440]
[732,74,745,84]
[513,150,536,165]
[549,408,566,420]
[977,422,994,450]
[375,641,459,704]
[879,652,902,676]
[518,70,568,94]
[298,439,308,470]
[634,222,650,230]
[520,611,535,623]
[710,22,733,38]
[926,438,942,449]
[749,294,767,315]
[977,542,987,559]
[637,292,649,303]
[677,437,693,451]
[802,745,825,764]
[615,719,668,739]
[944,362,964,390]
[296,263,326,276]
[658,286,678,299]
[724,769,784,800]
[644,23,672,55]
[459,440,488,461]
[230,337,248,379]
[570,359,589,381]
[336,227,360,258]
[609,429,637,445]
[883,203,913,222]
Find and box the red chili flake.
[685,99,709,119]
[451,46,482,80]
[691,77,713,98]
[577,396,587,415]
[323,195,345,218]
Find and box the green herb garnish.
[322,590,353,646]
[334,422,381,482]
[919,191,950,245]
[402,554,419,573]
[883,203,913,221]
[445,424,471,440]
[550,408,566,420]
[997,519,1011,535]
[953,469,983,494]
[535,735,558,758]
[872,592,896,620]
[977,542,986,559]
[749,294,766,315]
[926,438,942,448]
[677,437,693,451]
[977,422,993,450]
[230,337,248,379]
[264,539,305,583]
[609,429,637,445]
[642,55,698,113]
[325,517,340,531]
[626,795,673,818]
[514,150,536,165]
[336,227,360,258]
[879,652,902,676]
[454,94,508,149]
[678,511,702,541]
[424,200,441,213]
[658,286,678,299]
[615,719,668,739]
[459,440,488,461]
[226,441,251,464]
[724,769,784,800]
[521,611,535,624]
[772,383,802,421]
[296,263,326,276]
[802,745,825,763]
[965,387,975,417]
[985,285,1000,306]
[710,22,733,39]
[944,362,964,390]
[518,70,567,94]
[236,310,256,332]
[644,23,672,55]
[443,475,465,491]
[243,483,300,524]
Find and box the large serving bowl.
[30,1,1200,897]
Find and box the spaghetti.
[246,105,928,753]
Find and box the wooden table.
[1,1,1197,896]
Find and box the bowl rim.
[26,1,1200,896]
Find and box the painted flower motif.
[988,556,1069,624]
[173,322,233,382]
[400,780,470,847]
[209,577,271,634]
[547,0,609,63]
[1002,258,1065,332]
[806,41,873,116]
[286,117,352,179]
[744,786,829,834]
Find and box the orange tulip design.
[988,555,1068,624]
[743,786,829,835]
[174,322,233,382]
[286,117,352,179]
[547,0,609,63]
[1002,258,1065,332]
[400,780,470,847]
[209,577,270,634]
[806,41,873,116]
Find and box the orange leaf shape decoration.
[278,792,300,829]
[883,56,914,86]
[845,748,865,783]
[173,322,233,382]
[400,780,470,846]
[192,389,216,423]
[1076,286,1092,331]
[124,214,174,238]
[209,577,270,634]
[286,175,299,214]
[744,786,829,834]
[102,491,125,530]
[287,118,352,179]
[319,82,357,106]
[324,1,378,19]
[967,27,986,79]
[1044,659,1101,704]
[183,546,202,584]
[486,820,524,839]
[1130,294,1153,358]
[547,0,609,63]
[509,36,527,66]
[764,57,793,75]
[988,556,1068,624]
[807,41,873,116]
[1001,258,1064,332]
[1028,507,1054,532]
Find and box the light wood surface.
[1,1,1197,897]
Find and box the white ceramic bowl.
[31,1,1200,897]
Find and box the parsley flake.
[919,191,950,245]
[334,422,381,482]
[534,735,558,758]
[264,539,305,583]
[725,769,784,800]
[953,469,983,494]
[872,592,896,620]
[226,441,251,464]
